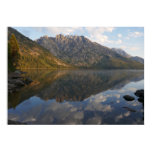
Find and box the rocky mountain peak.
[55,34,89,43]
[56,34,65,40]
[36,33,144,69]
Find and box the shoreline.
[8,70,33,93]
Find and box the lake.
[8,69,144,125]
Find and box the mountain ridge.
[36,34,144,69]
[111,48,144,64]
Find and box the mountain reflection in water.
[8,70,144,124]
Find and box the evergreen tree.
[9,34,20,68]
[8,42,15,71]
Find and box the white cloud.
[130,47,139,51]
[33,27,83,37]
[120,45,127,49]
[85,27,115,44]
[34,27,116,45]
[45,27,82,35]
[128,31,144,38]
[32,27,117,45]
[116,39,122,44]
[118,34,122,38]
[85,27,114,33]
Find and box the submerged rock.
[123,95,135,101]
[123,107,136,112]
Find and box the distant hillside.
[36,34,144,69]
[130,56,144,64]
[8,28,71,69]
[111,48,131,58]
[112,48,144,64]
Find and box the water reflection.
[8,70,144,124]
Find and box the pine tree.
[9,34,20,68]
[8,42,15,71]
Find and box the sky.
[14,27,144,58]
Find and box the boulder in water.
[123,95,135,101]
[135,89,144,98]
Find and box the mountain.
[130,56,144,64]
[8,28,71,69]
[111,48,131,58]
[36,34,144,69]
[112,48,144,64]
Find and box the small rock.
[8,83,16,89]
[14,70,21,74]
[138,97,144,103]
[8,78,18,84]
[135,89,144,98]
[14,79,25,87]
[24,77,33,85]
[11,73,23,79]
[8,83,17,93]
[123,95,135,101]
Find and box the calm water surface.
[8,70,144,124]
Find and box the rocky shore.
[123,89,144,103]
[8,70,33,93]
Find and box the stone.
[8,71,32,93]
[24,77,33,84]
[138,97,144,103]
[8,83,16,89]
[123,95,135,101]
[10,73,23,79]
[8,78,18,84]
[14,70,22,74]
[135,89,144,98]
[14,79,25,87]
[8,83,17,93]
